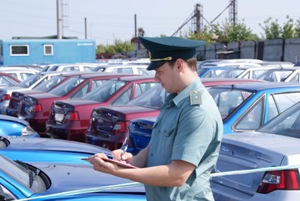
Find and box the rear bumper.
[46,124,86,142]
[85,133,123,150]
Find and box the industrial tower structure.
[229,0,238,26]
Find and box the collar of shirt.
[165,77,203,108]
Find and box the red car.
[45,76,158,142]
[85,78,263,150]
[17,73,135,136]
[7,71,91,117]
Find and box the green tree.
[187,21,258,44]
[295,18,300,38]
[259,16,295,39]
[96,39,134,55]
[113,39,135,53]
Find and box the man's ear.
[176,59,185,71]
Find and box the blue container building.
[0,39,96,65]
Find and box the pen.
[120,143,128,161]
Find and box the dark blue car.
[0,154,145,200]
[128,82,300,154]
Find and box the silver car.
[211,101,300,201]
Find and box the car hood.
[31,163,145,195]
[6,137,111,154]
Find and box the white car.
[44,63,104,72]
[0,67,39,81]
[211,101,300,201]
[94,64,155,76]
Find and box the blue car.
[208,82,300,134]
[0,114,39,137]
[127,82,300,154]
[0,136,112,164]
[0,154,145,200]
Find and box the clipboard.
[81,157,138,169]
[102,158,138,169]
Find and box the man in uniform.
[87,36,223,201]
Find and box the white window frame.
[44,44,53,55]
[10,45,29,56]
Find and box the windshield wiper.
[29,169,40,188]
[15,160,40,188]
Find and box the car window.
[135,82,158,97]
[259,104,300,138]
[218,69,244,78]
[273,92,300,113]
[288,73,300,82]
[83,66,94,72]
[16,73,43,88]
[49,76,85,96]
[70,82,89,99]
[257,69,294,82]
[0,76,18,86]
[267,95,279,120]
[91,79,106,88]
[111,67,133,74]
[128,84,167,109]
[63,66,80,71]
[20,73,35,80]
[113,87,133,105]
[82,79,127,102]
[33,75,65,91]
[208,88,253,117]
[235,98,264,130]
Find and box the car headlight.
[21,125,36,136]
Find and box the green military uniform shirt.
[145,77,223,201]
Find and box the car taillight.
[257,169,300,194]
[2,94,10,101]
[112,121,129,135]
[68,111,80,121]
[34,104,43,112]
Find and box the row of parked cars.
[1,59,300,200]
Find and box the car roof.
[116,75,155,81]
[77,72,136,78]
[211,81,300,91]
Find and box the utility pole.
[84,18,87,39]
[193,3,203,33]
[56,0,63,39]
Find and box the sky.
[0,0,299,45]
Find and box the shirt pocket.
[159,122,175,137]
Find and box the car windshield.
[0,155,45,193]
[16,73,44,88]
[128,84,167,109]
[82,79,127,102]
[208,87,253,118]
[256,69,295,82]
[33,74,67,91]
[217,69,245,78]
[258,102,300,138]
[49,76,85,96]
[198,68,231,78]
